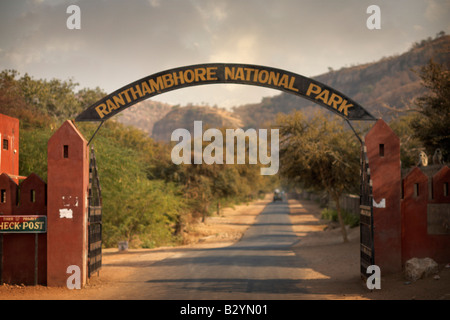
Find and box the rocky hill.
[151,105,243,142]
[118,35,449,140]
[117,100,173,136]
[233,35,449,128]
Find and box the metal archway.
[75,63,376,123]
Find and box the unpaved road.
[1,195,449,300]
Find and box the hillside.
[151,105,243,142]
[117,100,173,137]
[117,35,449,139]
[233,35,450,128]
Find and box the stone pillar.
[47,121,89,287]
[365,119,402,274]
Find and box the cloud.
[425,0,450,22]
[209,34,260,63]
[147,0,161,7]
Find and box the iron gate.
[360,142,374,279]
[88,146,102,278]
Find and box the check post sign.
[0,215,47,233]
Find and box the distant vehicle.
[273,189,283,201]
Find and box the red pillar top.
[0,114,20,183]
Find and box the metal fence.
[88,147,102,278]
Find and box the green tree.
[85,122,188,248]
[1,68,278,248]
[0,69,107,123]
[411,60,450,161]
[0,70,54,128]
[389,114,424,168]
[277,111,360,242]
[17,73,81,119]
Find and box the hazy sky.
[1,0,449,108]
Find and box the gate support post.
[365,119,402,274]
[47,120,89,287]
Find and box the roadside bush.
[321,208,359,228]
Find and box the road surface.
[99,198,313,299]
[2,196,448,301]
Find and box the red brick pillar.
[0,114,20,184]
[365,119,402,274]
[401,167,429,263]
[47,121,89,287]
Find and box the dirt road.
[1,194,449,300]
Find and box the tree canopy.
[277,111,360,241]
[0,69,275,248]
[411,59,450,161]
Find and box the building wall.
[0,114,19,183]
[0,116,89,287]
[0,173,47,285]
[401,166,450,264]
[365,120,450,273]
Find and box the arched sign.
[75,63,376,122]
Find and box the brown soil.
[288,198,450,300]
[0,195,448,300]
